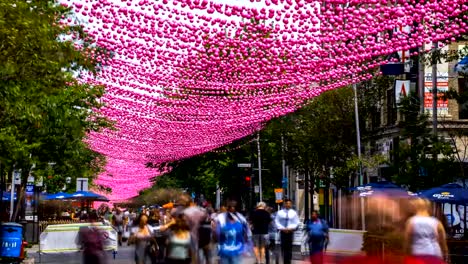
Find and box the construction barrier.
[39,223,118,254]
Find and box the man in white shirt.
[274,199,299,264]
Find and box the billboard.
[424,73,449,116]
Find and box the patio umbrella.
[350,181,402,192]
[455,56,468,75]
[67,191,109,202]
[43,192,72,200]
[351,181,414,231]
[419,183,468,204]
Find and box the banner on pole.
[395,80,410,104]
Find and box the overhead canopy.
[65,0,468,200]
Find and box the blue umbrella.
[419,183,468,204]
[350,181,402,191]
[351,181,415,197]
[455,56,468,74]
[67,191,109,202]
[43,192,72,200]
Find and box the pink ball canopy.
[63,0,468,201]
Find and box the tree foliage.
[0,0,110,197]
[391,95,460,190]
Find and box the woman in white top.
[404,198,448,264]
[130,213,157,264]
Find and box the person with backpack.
[215,200,251,264]
[305,211,329,264]
[78,212,107,264]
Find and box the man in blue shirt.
[215,201,250,264]
[305,211,329,264]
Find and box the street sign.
[25,184,34,194]
[254,185,260,193]
[76,178,89,192]
[36,176,43,187]
[275,188,283,203]
[282,177,288,188]
[237,163,252,168]
[13,170,22,185]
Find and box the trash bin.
[0,222,23,258]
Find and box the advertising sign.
[424,73,449,116]
[274,188,283,204]
[25,184,35,217]
[444,203,468,238]
[395,80,410,104]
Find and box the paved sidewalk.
[25,245,345,263]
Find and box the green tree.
[0,0,110,218]
[391,95,459,190]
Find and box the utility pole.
[432,41,438,135]
[281,135,288,198]
[257,133,263,202]
[304,168,309,222]
[419,45,426,114]
[353,83,363,185]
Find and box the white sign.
[14,170,22,185]
[76,178,89,192]
[395,80,410,104]
[237,163,252,168]
[254,185,260,193]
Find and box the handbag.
[148,239,159,256]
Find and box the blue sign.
[25,184,34,194]
[282,177,288,188]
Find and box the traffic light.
[245,176,251,182]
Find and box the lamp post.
[257,133,263,202]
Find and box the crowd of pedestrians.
[76,196,451,264]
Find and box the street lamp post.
[353,83,366,231]
[257,133,263,202]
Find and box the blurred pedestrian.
[215,200,251,264]
[78,211,107,264]
[166,216,194,264]
[198,207,213,264]
[305,211,329,264]
[183,200,207,263]
[129,213,158,264]
[249,202,271,264]
[275,199,299,264]
[404,198,448,264]
[113,208,125,246]
[266,207,278,264]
